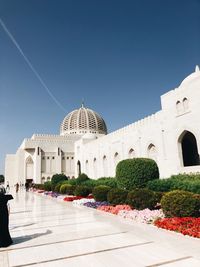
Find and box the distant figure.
[6,182,10,193]
[0,184,13,247]
[25,181,29,192]
[15,183,19,193]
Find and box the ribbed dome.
[60,104,107,136]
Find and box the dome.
[60,104,107,136]
[180,65,200,86]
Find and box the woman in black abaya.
[0,185,13,247]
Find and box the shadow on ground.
[12,230,52,244]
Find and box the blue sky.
[0,0,200,174]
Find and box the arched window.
[183,98,189,111]
[148,144,157,161]
[77,160,81,176]
[176,101,182,114]
[103,155,108,177]
[178,131,199,166]
[128,148,135,159]
[47,176,51,181]
[41,177,45,184]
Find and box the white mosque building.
[5,66,200,185]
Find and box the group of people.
[0,183,13,247]
[5,181,30,193]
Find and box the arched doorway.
[179,131,200,166]
[77,160,81,176]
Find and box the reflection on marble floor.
[0,190,200,267]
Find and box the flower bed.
[73,198,95,206]
[83,201,109,209]
[97,205,132,215]
[63,195,93,202]
[118,208,164,224]
[154,217,200,238]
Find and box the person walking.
[15,183,19,193]
[0,184,13,247]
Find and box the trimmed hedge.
[116,158,159,190]
[127,188,159,210]
[76,173,90,184]
[92,185,111,201]
[96,177,117,188]
[74,185,91,197]
[44,181,52,191]
[147,175,200,194]
[60,184,76,195]
[107,188,128,205]
[51,174,68,190]
[161,190,200,217]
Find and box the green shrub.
[147,176,200,194]
[44,181,52,191]
[54,183,62,193]
[51,174,68,190]
[74,185,91,197]
[161,190,200,217]
[82,179,98,188]
[34,184,45,190]
[127,189,158,210]
[67,179,78,186]
[96,177,118,188]
[60,184,76,195]
[147,179,173,192]
[92,185,111,201]
[107,188,128,205]
[76,173,90,184]
[116,158,159,190]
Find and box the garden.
[32,158,200,239]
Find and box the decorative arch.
[26,156,34,180]
[103,155,108,177]
[85,160,89,175]
[148,144,157,161]
[114,152,120,168]
[93,158,97,178]
[77,160,81,176]
[178,131,200,166]
[176,100,182,114]
[128,148,135,159]
[183,97,189,111]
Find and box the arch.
[85,160,89,175]
[41,177,45,184]
[26,156,34,180]
[183,97,189,111]
[47,176,51,181]
[128,148,135,159]
[148,144,157,161]
[93,158,97,178]
[114,152,120,168]
[176,100,182,114]
[103,155,108,177]
[178,131,200,166]
[77,160,81,176]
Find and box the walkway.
[0,190,200,267]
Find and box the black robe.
[0,194,13,247]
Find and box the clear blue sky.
[0,0,200,174]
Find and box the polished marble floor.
[0,189,200,267]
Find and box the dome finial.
[195,65,200,73]
[81,98,85,108]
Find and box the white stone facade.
[75,67,200,178]
[5,67,200,185]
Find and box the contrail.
[0,18,66,112]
